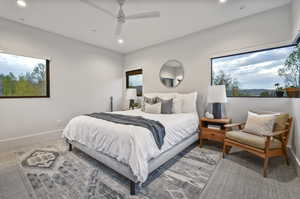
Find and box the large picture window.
[211,45,300,97]
[126,69,143,96]
[0,52,50,98]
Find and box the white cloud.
[212,46,294,89]
[0,53,45,76]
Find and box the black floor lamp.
[207,85,227,119]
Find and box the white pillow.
[172,98,183,114]
[244,111,276,136]
[144,102,162,114]
[176,92,197,113]
[144,93,176,100]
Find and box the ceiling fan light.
[17,0,27,7]
[219,0,227,3]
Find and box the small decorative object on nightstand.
[199,117,231,148]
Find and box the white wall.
[125,5,292,118]
[292,0,300,42]
[0,18,124,141]
[291,99,300,163]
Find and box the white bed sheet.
[62,110,199,182]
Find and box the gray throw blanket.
[86,112,166,149]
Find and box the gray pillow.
[142,97,159,111]
[158,98,173,114]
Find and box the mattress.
[63,109,199,182]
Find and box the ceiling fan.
[80,0,160,36]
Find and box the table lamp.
[207,85,227,119]
[126,88,137,110]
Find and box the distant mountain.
[228,89,279,97]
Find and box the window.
[211,45,299,97]
[0,52,50,98]
[126,69,143,96]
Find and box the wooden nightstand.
[199,117,232,148]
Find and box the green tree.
[213,70,240,96]
[278,44,300,87]
[0,63,47,96]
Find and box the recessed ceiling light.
[219,0,227,3]
[17,0,27,8]
[118,38,124,44]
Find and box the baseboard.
[287,146,300,176]
[0,129,63,153]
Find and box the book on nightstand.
[207,125,221,130]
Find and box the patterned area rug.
[16,143,220,199]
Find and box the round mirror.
[160,60,184,88]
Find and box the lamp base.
[212,103,222,119]
[129,99,135,110]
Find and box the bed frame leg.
[68,143,72,151]
[130,181,137,195]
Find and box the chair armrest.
[224,123,245,130]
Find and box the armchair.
[223,117,293,177]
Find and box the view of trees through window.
[212,44,300,97]
[0,53,49,97]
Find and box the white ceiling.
[0,0,291,53]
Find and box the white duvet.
[63,110,199,182]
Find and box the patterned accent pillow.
[158,98,173,114]
[244,111,276,136]
[144,102,162,114]
[142,97,159,111]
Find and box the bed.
[63,93,199,195]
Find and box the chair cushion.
[226,130,282,150]
[244,111,276,136]
[249,110,289,132]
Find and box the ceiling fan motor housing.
[118,9,126,23]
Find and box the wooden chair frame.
[223,117,293,177]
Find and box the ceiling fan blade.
[126,11,160,20]
[80,0,116,18]
[115,22,123,36]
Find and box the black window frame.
[210,44,297,98]
[126,69,143,97]
[0,57,50,99]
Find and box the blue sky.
[129,74,143,87]
[0,53,46,77]
[212,46,295,89]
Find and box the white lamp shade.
[126,88,137,100]
[207,85,227,103]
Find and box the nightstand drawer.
[201,128,225,142]
[199,117,231,148]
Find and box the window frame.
[126,69,143,97]
[210,44,297,98]
[0,58,50,99]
